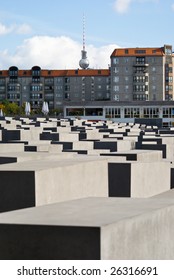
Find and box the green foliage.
[0,100,64,117]
[0,100,20,116]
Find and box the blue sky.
[0,0,174,69]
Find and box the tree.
[2,101,20,116]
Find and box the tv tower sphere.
[79,50,89,69]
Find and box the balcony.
[30,84,43,92]
[134,62,149,67]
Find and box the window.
[125,49,129,54]
[45,78,54,84]
[125,76,129,82]
[32,78,40,83]
[32,69,40,76]
[65,93,70,99]
[30,93,43,99]
[65,85,70,91]
[105,107,121,118]
[8,85,20,92]
[143,108,159,118]
[135,66,146,73]
[135,50,146,54]
[113,85,119,92]
[113,58,119,64]
[113,67,119,73]
[133,85,147,92]
[152,67,156,72]
[45,85,54,91]
[57,78,62,83]
[163,108,172,118]
[9,66,18,77]
[133,94,147,101]
[0,79,5,84]
[7,93,20,99]
[136,57,145,64]
[0,86,5,92]
[65,77,70,83]
[56,85,63,90]
[125,85,129,91]
[56,93,62,98]
[114,95,119,101]
[113,76,119,83]
[125,67,129,72]
[133,76,146,83]
[30,85,42,91]
[124,58,129,63]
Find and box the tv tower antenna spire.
[83,13,85,51]
[79,13,89,69]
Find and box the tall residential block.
[110,45,174,102]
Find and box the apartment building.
[0,66,110,111]
[110,45,174,102]
[0,44,173,114]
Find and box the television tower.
[79,14,89,69]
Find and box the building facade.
[0,67,110,111]
[0,44,173,115]
[110,45,174,102]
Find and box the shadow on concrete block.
[108,163,131,197]
[0,171,35,212]
[0,224,100,260]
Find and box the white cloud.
[113,0,159,14]
[0,22,32,36]
[0,23,13,35]
[0,35,119,69]
[114,0,133,13]
[15,24,32,34]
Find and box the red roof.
[0,69,109,77]
[111,47,165,57]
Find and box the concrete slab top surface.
[0,151,74,162]
[0,154,108,171]
[106,149,162,155]
[151,189,174,199]
[0,197,173,227]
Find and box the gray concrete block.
[108,161,170,197]
[0,197,174,259]
[101,150,163,162]
[0,156,108,211]
[0,143,24,152]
